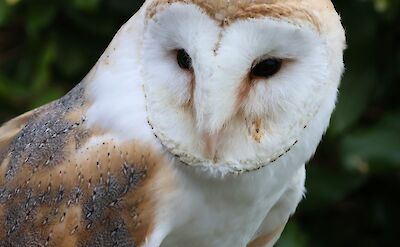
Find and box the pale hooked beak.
[203,130,223,161]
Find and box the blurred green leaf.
[30,87,64,108]
[301,164,366,211]
[329,70,375,136]
[340,112,400,173]
[0,74,26,101]
[32,40,56,91]
[54,37,89,77]
[374,0,389,12]
[0,74,11,99]
[26,3,56,36]
[0,0,12,25]
[73,0,101,11]
[276,221,309,247]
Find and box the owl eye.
[177,49,192,70]
[251,58,283,78]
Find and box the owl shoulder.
[0,83,169,246]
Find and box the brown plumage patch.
[147,0,322,31]
[237,75,252,109]
[0,137,165,246]
[251,118,265,144]
[184,75,196,111]
[0,82,168,246]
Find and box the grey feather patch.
[78,218,136,247]
[83,165,146,224]
[5,84,86,180]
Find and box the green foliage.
[0,0,399,245]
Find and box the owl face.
[142,0,345,174]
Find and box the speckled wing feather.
[0,84,161,247]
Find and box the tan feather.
[145,0,340,32]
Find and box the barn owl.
[0,0,345,246]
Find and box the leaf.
[276,221,309,247]
[0,0,13,25]
[30,87,64,108]
[0,74,26,102]
[32,40,57,92]
[328,69,376,136]
[340,112,400,173]
[54,39,89,77]
[300,164,366,212]
[374,0,390,12]
[73,0,101,12]
[26,3,56,36]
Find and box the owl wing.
[0,83,167,247]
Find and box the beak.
[203,130,223,161]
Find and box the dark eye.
[177,49,192,70]
[251,58,283,78]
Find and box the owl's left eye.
[251,58,283,78]
[177,49,192,70]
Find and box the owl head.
[142,0,345,174]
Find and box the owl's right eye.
[177,49,192,70]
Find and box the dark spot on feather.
[82,166,145,224]
[78,218,135,247]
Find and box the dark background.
[0,0,399,246]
